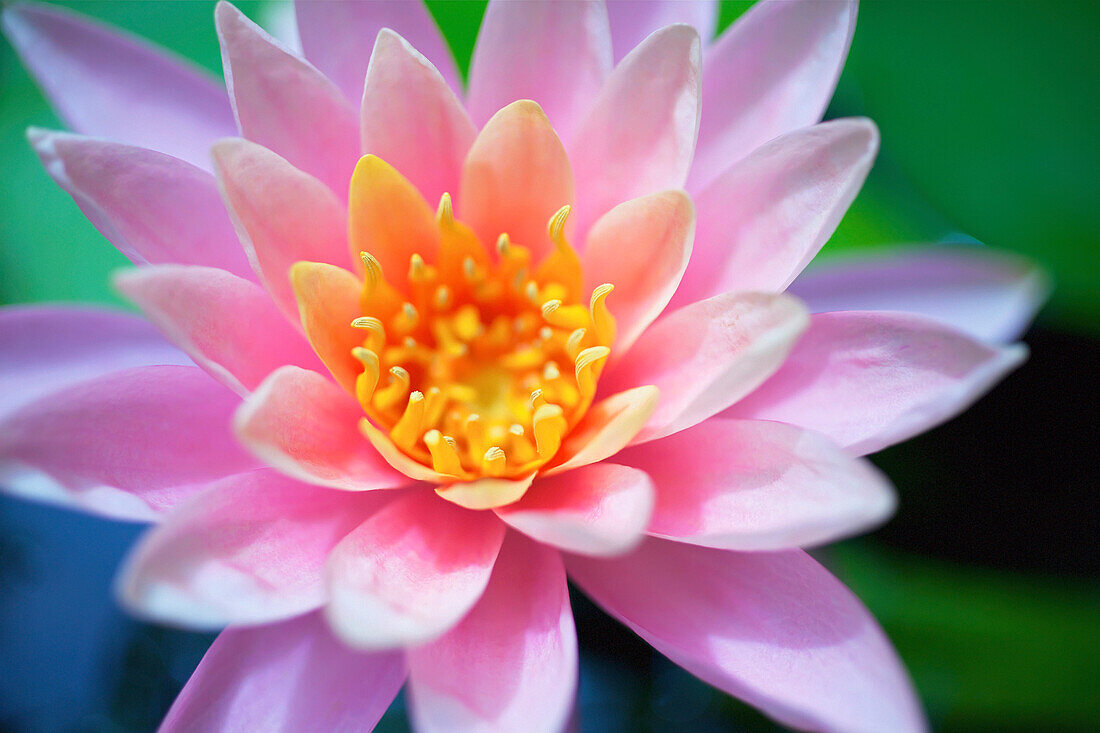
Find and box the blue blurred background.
[1,1,1097,731]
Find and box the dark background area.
[1,1,1097,731]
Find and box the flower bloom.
[0,1,1046,731]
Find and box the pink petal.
[2,3,235,170]
[606,0,718,62]
[583,190,694,354]
[361,29,476,206]
[496,462,654,556]
[0,305,190,419]
[467,0,612,140]
[325,491,505,649]
[566,539,927,733]
[789,246,1050,344]
[296,0,460,103]
[548,386,659,475]
[212,138,348,324]
[570,25,701,240]
[234,366,411,491]
[674,118,879,308]
[215,1,359,199]
[117,470,390,628]
[726,311,1028,456]
[617,418,895,550]
[161,611,405,733]
[689,0,857,190]
[459,100,574,260]
[0,366,257,522]
[28,129,253,280]
[408,532,577,732]
[601,292,809,444]
[114,265,320,395]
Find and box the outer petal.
[349,155,440,280]
[496,463,654,556]
[216,2,359,199]
[117,470,390,628]
[467,0,612,140]
[0,366,257,522]
[689,0,857,190]
[295,0,460,103]
[789,246,1050,344]
[570,25,701,240]
[234,366,411,491]
[726,311,1028,456]
[674,118,879,308]
[606,0,718,62]
[115,265,321,395]
[583,190,694,354]
[361,29,476,206]
[28,130,253,280]
[0,305,190,419]
[212,138,348,324]
[459,100,574,259]
[407,532,577,733]
[161,611,405,733]
[325,491,505,649]
[566,540,927,733]
[617,418,895,550]
[2,3,235,169]
[601,292,809,443]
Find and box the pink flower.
[0,1,1045,731]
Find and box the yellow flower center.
[352,194,615,481]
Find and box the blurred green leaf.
[829,540,1100,731]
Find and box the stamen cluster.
[352,195,615,480]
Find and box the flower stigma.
[350,192,616,482]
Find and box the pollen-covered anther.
[350,196,618,481]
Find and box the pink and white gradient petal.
[295,0,460,104]
[114,265,321,395]
[567,539,927,733]
[215,2,359,201]
[496,462,655,556]
[0,305,190,419]
[789,246,1050,344]
[602,292,809,444]
[675,117,878,308]
[27,130,254,280]
[689,0,857,190]
[211,138,349,325]
[606,0,718,63]
[726,311,1028,456]
[582,190,694,355]
[467,0,612,141]
[1,3,236,170]
[0,366,257,522]
[160,611,405,733]
[361,29,476,207]
[570,24,701,240]
[617,418,895,551]
[116,469,390,628]
[234,366,411,492]
[407,533,577,733]
[325,491,505,649]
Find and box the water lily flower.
[0,1,1046,731]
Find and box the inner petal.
[338,177,616,482]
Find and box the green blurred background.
[0,2,1096,731]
